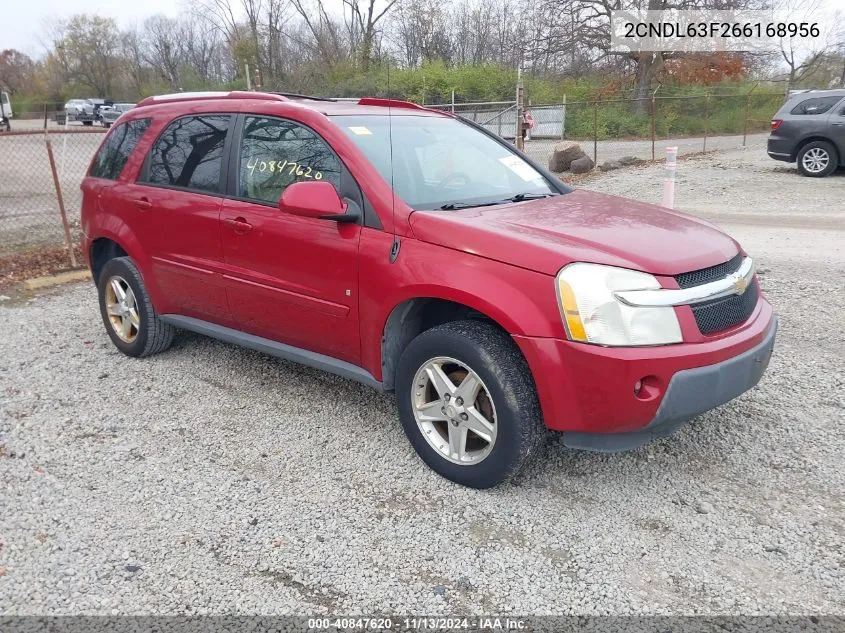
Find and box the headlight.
[556,263,682,346]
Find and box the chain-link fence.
[429,91,785,166]
[0,128,105,259]
[427,101,567,139]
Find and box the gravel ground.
[1,143,844,617]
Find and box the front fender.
[358,230,565,381]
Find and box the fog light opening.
[634,375,662,401]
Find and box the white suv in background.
[1,91,12,131]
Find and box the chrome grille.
[675,252,744,289]
[674,255,759,335]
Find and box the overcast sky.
[2,0,183,57]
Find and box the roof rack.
[271,92,336,102]
[357,98,428,111]
[136,91,288,107]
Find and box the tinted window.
[239,116,341,204]
[89,119,151,180]
[790,97,842,115]
[146,115,231,193]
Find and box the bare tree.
[0,49,37,95]
[50,15,122,96]
[290,0,346,65]
[342,0,398,69]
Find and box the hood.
[409,190,740,277]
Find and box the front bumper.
[562,317,776,451]
[513,298,777,451]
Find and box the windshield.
[334,115,555,210]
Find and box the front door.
[220,115,362,364]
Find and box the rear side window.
[89,118,151,180]
[144,115,231,193]
[790,97,842,115]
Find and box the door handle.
[832,122,845,127]
[224,216,253,234]
[133,197,152,211]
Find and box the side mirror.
[278,181,360,223]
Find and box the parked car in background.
[0,91,12,131]
[100,103,135,127]
[80,91,777,488]
[768,88,845,177]
[64,99,88,123]
[65,98,112,126]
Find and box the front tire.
[396,320,544,488]
[97,257,175,357]
[797,141,837,177]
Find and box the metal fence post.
[593,101,598,164]
[742,83,758,148]
[703,91,711,153]
[561,94,566,140]
[651,85,661,162]
[451,89,455,114]
[44,130,78,268]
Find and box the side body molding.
[160,315,383,390]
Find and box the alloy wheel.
[411,356,497,465]
[104,275,140,343]
[802,147,829,174]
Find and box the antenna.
[387,60,400,264]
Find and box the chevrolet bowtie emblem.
[729,273,748,294]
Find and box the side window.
[144,115,231,193]
[789,97,842,115]
[239,116,341,204]
[89,118,151,180]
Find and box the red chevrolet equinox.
[81,91,777,488]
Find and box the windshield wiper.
[437,193,555,211]
[438,200,508,210]
[504,192,556,203]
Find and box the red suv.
[81,91,777,488]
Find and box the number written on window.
[239,116,340,204]
[245,159,324,180]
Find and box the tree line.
[1,0,844,109]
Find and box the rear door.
[219,114,363,363]
[130,114,233,321]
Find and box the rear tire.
[97,257,175,358]
[797,140,837,177]
[396,320,544,488]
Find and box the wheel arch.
[380,295,519,392]
[86,226,164,311]
[792,135,840,163]
[89,237,129,284]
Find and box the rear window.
[790,96,842,115]
[89,118,151,180]
[143,115,231,193]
